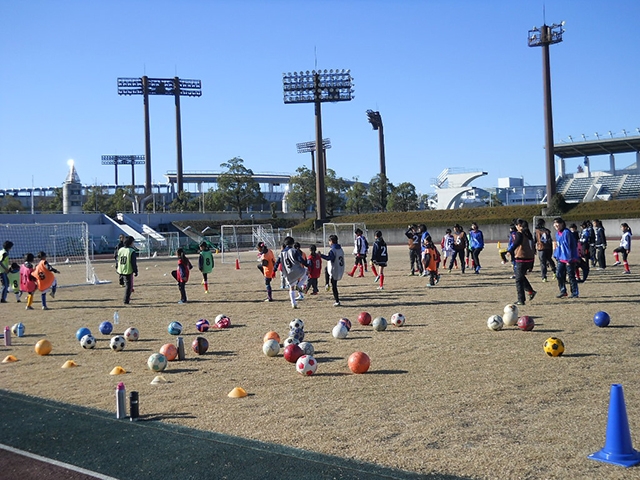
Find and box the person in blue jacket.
[553,217,580,298]
[469,222,484,274]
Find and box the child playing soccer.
[370,231,388,290]
[0,240,14,303]
[7,262,22,302]
[172,248,193,304]
[117,236,138,305]
[347,228,369,278]
[256,241,276,302]
[20,254,37,310]
[274,237,307,309]
[613,222,632,274]
[423,235,441,287]
[320,234,345,306]
[198,241,214,293]
[34,251,59,310]
[306,245,322,295]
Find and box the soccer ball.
[124,327,139,342]
[298,341,314,356]
[263,331,281,343]
[75,327,92,341]
[168,321,183,335]
[372,317,387,332]
[196,319,210,332]
[517,316,535,331]
[289,327,305,342]
[348,351,371,374]
[339,318,352,331]
[262,339,280,357]
[289,318,304,330]
[11,322,25,337]
[332,323,348,339]
[80,334,96,349]
[160,343,178,361]
[390,313,406,327]
[283,344,303,363]
[503,310,518,327]
[283,336,300,347]
[35,339,53,356]
[296,355,317,376]
[593,311,610,328]
[487,315,504,331]
[110,335,126,351]
[192,336,209,355]
[543,337,565,357]
[504,304,519,317]
[214,314,231,329]
[147,353,168,372]
[357,311,372,326]
[99,321,113,335]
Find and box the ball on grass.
[192,337,209,355]
[543,337,565,357]
[263,339,280,357]
[263,331,280,343]
[124,327,139,342]
[148,353,168,372]
[160,343,178,361]
[348,351,370,374]
[296,355,317,376]
[593,311,610,328]
[390,313,406,327]
[487,315,504,331]
[517,316,535,331]
[168,321,183,335]
[357,311,372,326]
[332,323,348,339]
[283,344,303,363]
[372,317,387,332]
[35,339,53,356]
[99,321,113,335]
[75,327,92,342]
[80,334,96,349]
[196,319,210,333]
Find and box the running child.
[320,234,345,306]
[613,222,632,274]
[198,241,214,293]
[34,251,59,310]
[370,230,388,290]
[172,248,193,304]
[20,254,37,310]
[347,228,369,278]
[7,262,21,302]
[274,236,307,309]
[423,235,441,287]
[256,241,276,302]
[441,229,455,269]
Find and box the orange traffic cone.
[235,258,240,270]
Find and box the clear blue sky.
[1,0,639,195]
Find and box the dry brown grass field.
[2,244,640,479]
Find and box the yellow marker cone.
[2,355,18,363]
[151,375,167,384]
[110,366,126,375]
[228,387,247,398]
[62,360,78,368]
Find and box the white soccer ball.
[503,310,519,327]
[147,353,168,372]
[298,341,314,356]
[289,327,305,342]
[332,323,348,339]
[372,317,388,332]
[80,334,96,349]
[289,318,304,330]
[504,303,519,317]
[391,313,406,327]
[262,339,280,357]
[296,355,317,376]
[110,335,126,352]
[487,315,504,331]
[283,336,300,347]
[124,327,139,342]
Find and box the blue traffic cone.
[588,384,640,467]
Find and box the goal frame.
[322,223,368,252]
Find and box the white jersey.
[328,245,345,281]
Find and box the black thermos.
[129,391,139,421]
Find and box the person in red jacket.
[171,248,193,304]
[306,244,323,295]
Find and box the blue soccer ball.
[593,311,610,328]
[99,321,113,335]
[76,327,92,341]
[168,321,183,335]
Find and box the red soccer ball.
[357,312,372,326]
[348,351,371,374]
[192,336,209,355]
[339,318,352,331]
[517,315,535,331]
[283,344,303,364]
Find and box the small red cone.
[235,258,240,270]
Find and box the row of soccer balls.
[168,315,232,336]
[147,337,210,372]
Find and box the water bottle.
[176,337,185,360]
[4,326,11,347]
[116,382,126,419]
[113,311,120,325]
[129,391,139,421]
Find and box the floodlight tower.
[283,69,354,224]
[101,154,145,189]
[366,110,386,177]
[117,76,202,195]
[528,21,565,200]
[296,138,331,173]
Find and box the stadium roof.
[554,135,640,159]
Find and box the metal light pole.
[284,69,354,225]
[117,76,202,195]
[528,21,565,201]
[101,155,145,189]
[366,110,386,177]
[296,138,331,173]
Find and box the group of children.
[0,240,59,310]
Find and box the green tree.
[387,182,419,212]
[345,180,371,214]
[368,174,393,212]
[83,186,110,214]
[325,168,348,216]
[287,166,316,219]
[38,187,63,212]
[169,191,198,212]
[203,187,225,212]
[216,157,265,219]
[1,196,26,213]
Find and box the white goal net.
[220,224,278,264]
[322,223,368,253]
[1,222,104,286]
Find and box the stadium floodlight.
[366,110,386,177]
[283,69,354,224]
[528,22,565,200]
[296,138,331,173]
[101,155,145,188]
[117,76,202,196]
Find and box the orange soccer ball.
[263,331,280,344]
[348,351,371,374]
[35,339,53,356]
[160,343,178,361]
